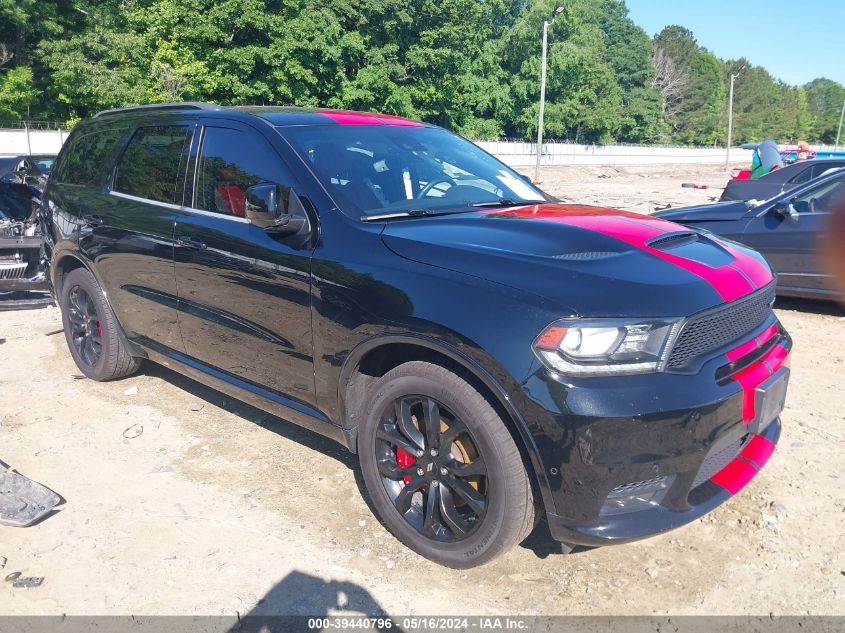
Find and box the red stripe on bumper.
[710,458,758,495]
[732,343,790,423]
[740,435,776,469]
[725,324,779,362]
[734,362,772,422]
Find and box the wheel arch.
[338,334,554,513]
[52,252,147,360]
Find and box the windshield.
[281,124,545,218]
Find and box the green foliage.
[0,0,840,145]
[0,66,39,120]
[805,78,845,143]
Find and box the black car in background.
[721,158,845,202]
[659,169,845,300]
[43,103,790,567]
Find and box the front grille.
[692,433,751,489]
[667,283,776,369]
[0,261,28,280]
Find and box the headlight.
[533,318,681,376]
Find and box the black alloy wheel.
[375,395,488,541]
[358,361,535,568]
[66,284,103,367]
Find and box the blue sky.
[626,0,844,86]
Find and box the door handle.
[176,236,207,250]
[83,214,104,227]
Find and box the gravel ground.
[1,164,843,617]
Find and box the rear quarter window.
[114,125,192,204]
[52,128,126,186]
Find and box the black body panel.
[43,104,792,547]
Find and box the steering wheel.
[417,175,457,199]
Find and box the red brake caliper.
[396,448,415,484]
[97,323,103,336]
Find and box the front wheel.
[358,361,535,568]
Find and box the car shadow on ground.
[139,362,575,564]
[774,296,845,316]
[227,571,402,630]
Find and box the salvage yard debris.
[0,461,62,527]
[4,571,44,589]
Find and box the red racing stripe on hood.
[489,205,757,302]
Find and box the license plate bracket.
[752,368,790,434]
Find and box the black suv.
[43,103,791,568]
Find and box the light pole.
[724,65,744,170]
[534,5,565,184]
[835,98,845,150]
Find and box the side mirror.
[245,183,310,236]
[772,200,799,221]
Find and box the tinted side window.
[114,126,191,204]
[793,174,845,213]
[53,128,125,186]
[195,127,290,217]
[788,166,813,185]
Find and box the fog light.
[600,475,675,517]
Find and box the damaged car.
[0,180,51,309]
[0,154,55,190]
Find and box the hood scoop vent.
[553,250,622,261]
[646,231,699,251]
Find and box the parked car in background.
[658,169,845,300]
[720,159,845,201]
[0,154,56,191]
[43,103,790,567]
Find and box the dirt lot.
[1,164,844,617]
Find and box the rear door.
[741,173,844,292]
[173,119,316,404]
[83,121,195,353]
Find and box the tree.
[651,48,688,117]
[805,78,845,144]
[0,66,39,121]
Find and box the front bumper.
[0,235,51,310]
[519,320,791,547]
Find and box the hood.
[653,200,753,223]
[381,204,773,318]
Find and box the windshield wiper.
[470,198,545,208]
[361,207,476,222]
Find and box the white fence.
[0,128,66,156]
[475,140,755,167]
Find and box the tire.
[358,361,535,568]
[60,267,141,381]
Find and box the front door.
[741,173,844,292]
[173,122,316,405]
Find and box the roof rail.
[93,102,223,118]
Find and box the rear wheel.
[60,267,141,381]
[358,361,534,568]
